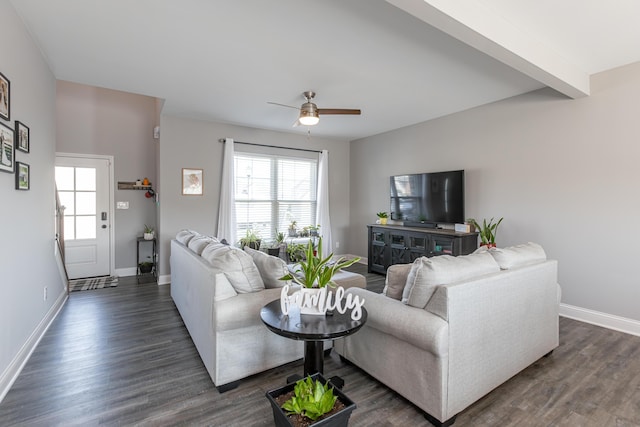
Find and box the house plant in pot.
[280,238,360,315]
[268,230,285,257]
[239,229,261,250]
[143,224,154,240]
[467,217,503,248]
[376,211,388,225]
[266,373,356,427]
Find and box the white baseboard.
[158,274,170,285]
[0,290,67,403]
[115,267,137,277]
[560,303,640,337]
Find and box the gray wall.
[157,116,351,280]
[349,62,640,322]
[0,0,62,396]
[56,81,158,272]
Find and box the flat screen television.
[390,170,464,227]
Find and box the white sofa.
[170,230,306,391]
[334,243,560,426]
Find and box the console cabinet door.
[369,228,387,274]
[389,231,411,265]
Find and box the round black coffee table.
[260,299,367,386]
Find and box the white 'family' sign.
[280,285,365,321]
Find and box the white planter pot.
[143,232,154,240]
[298,287,326,316]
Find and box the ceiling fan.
[268,91,361,126]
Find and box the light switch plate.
[116,201,129,209]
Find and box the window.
[55,166,97,240]
[235,152,317,245]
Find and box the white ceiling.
[9,0,640,140]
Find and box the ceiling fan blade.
[292,119,300,127]
[267,101,300,110]
[317,108,361,115]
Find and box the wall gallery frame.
[0,72,9,121]
[16,161,29,190]
[15,121,29,153]
[182,168,203,195]
[0,121,14,173]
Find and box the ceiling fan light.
[299,110,319,126]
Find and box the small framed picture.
[15,121,29,153]
[15,161,29,190]
[182,168,203,195]
[0,72,9,121]
[0,121,14,173]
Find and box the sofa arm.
[346,288,448,356]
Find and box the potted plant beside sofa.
[268,230,285,257]
[467,217,503,248]
[266,373,356,427]
[239,229,261,250]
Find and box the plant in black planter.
[239,229,261,250]
[266,373,356,427]
[138,262,153,274]
[268,230,285,257]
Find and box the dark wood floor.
[1,264,639,426]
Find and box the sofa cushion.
[383,263,412,300]
[243,246,290,288]
[403,252,500,309]
[187,235,219,255]
[175,229,197,245]
[201,244,265,293]
[488,242,547,270]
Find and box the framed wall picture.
[182,168,203,195]
[15,161,29,190]
[15,121,29,153]
[0,121,14,173]
[0,72,9,121]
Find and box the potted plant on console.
[467,217,503,248]
[376,211,388,225]
[266,373,356,427]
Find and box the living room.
[2,0,640,425]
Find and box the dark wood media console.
[367,224,479,274]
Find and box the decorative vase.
[379,217,387,225]
[144,232,154,240]
[266,373,356,427]
[480,243,496,248]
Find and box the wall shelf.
[118,181,153,190]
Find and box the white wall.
[0,0,63,400]
[157,116,351,279]
[56,81,158,272]
[350,62,640,324]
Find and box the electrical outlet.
[43,287,48,301]
[335,241,340,248]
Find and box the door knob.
[101,225,107,229]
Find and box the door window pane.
[75,168,96,191]
[55,167,74,191]
[76,192,96,215]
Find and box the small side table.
[260,299,367,388]
[136,236,157,284]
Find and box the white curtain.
[217,138,237,245]
[315,149,332,257]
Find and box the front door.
[55,154,112,279]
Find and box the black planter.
[267,247,281,257]
[266,373,356,427]
[139,263,153,274]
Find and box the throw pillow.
[384,263,412,300]
[187,235,221,255]
[243,246,290,288]
[175,229,197,245]
[488,242,546,270]
[202,245,265,293]
[404,252,501,309]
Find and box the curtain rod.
[218,138,321,154]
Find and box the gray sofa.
[334,243,560,426]
[170,230,305,391]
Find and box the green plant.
[286,242,307,263]
[144,224,154,233]
[281,376,338,421]
[376,211,388,219]
[289,220,297,230]
[467,217,504,245]
[239,229,261,248]
[272,230,285,248]
[280,238,360,288]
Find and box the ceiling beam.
[386,0,590,98]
